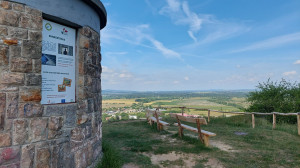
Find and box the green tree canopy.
[246,79,300,123]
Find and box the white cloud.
[294,60,300,64]
[173,80,179,84]
[160,0,249,44]
[147,37,181,59]
[283,71,297,76]
[184,76,189,80]
[236,65,241,68]
[102,66,136,84]
[102,22,181,59]
[159,0,204,42]
[232,32,300,53]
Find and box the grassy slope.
[102,116,300,168]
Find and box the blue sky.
[100,0,300,91]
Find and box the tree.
[246,79,300,123]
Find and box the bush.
[246,79,300,123]
[97,141,123,168]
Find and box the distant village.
[103,105,166,121]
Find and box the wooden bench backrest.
[170,113,207,125]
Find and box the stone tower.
[0,0,107,167]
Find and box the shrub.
[246,79,300,123]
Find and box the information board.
[41,19,76,104]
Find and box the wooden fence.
[154,106,300,136]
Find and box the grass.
[101,115,300,168]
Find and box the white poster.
[41,19,76,104]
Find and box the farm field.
[102,90,250,117]
[100,116,300,168]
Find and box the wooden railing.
[154,106,300,136]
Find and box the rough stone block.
[0,45,8,66]
[92,52,100,65]
[0,162,20,168]
[9,45,21,58]
[18,102,42,118]
[79,27,92,38]
[78,76,84,87]
[28,118,48,142]
[78,61,84,76]
[88,40,94,52]
[75,148,88,168]
[22,40,42,59]
[77,100,87,111]
[8,27,28,39]
[18,14,30,29]
[0,92,5,115]
[25,6,42,16]
[12,3,24,12]
[65,110,76,128]
[21,144,35,168]
[0,10,19,27]
[0,72,24,85]
[85,51,93,64]
[25,73,41,86]
[43,105,64,117]
[84,75,92,87]
[0,1,12,9]
[6,93,18,119]
[12,119,28,145]
[91,30,100,44]
[32,59,41,73]
[0,132,11,147]
[48,116,63,139]
[87,98,94,113]
[36,148,50,168]
[70,127,84,141]
[0,147,20,165]
[19,86,41,102]
[19,14,42,30]
[0,27,8,36]
[0,85,18,92]
[79,36,89,49]
[10,57,32,73]
[84,64,96,77]
[49,116,63,131]
[28,31,42,42]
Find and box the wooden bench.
[146,109,170,131]
[170,113,216,146]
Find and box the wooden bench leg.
[178,127,183,138]
[159,124,163,131]
[203,135,210,147]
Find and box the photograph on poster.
[63,77,72,87]
[42,53,56,66]
[58,43,73,56]
[42,41,56,52]
[58,84,66,92]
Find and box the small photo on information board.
[41,19,76,104]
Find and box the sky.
[100,0,300,91]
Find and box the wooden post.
[208,110,210,123]
[176,115,183,137]
[297,113,300,136]
[273,113,276,129]
[252,113,255,128]
[196,119,204,143]
[181,107,184,116]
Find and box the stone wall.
[0,1,102,167]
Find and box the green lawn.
[100,115,300,168]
